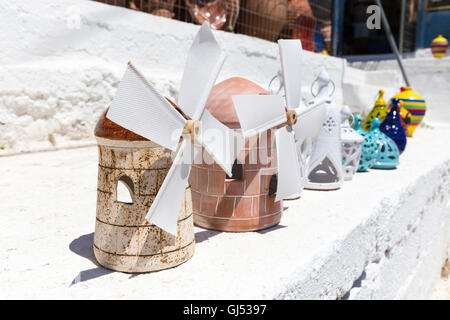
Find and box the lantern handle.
[268,72,283,95]
[311,76,335,98]
[349,113,355,127]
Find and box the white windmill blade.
[107,63,187,152]
[304,94,329,111]
[292,95,328,141]
[198,110,244,177]
[146,138,194,236]
[294,99,308,115]
[278,39,303,110]
[296,96,328,117]
[178,22,226,120]
[232,94,287,138]
[275,127,303,202]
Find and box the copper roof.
[205,77,268,128]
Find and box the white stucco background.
[0,0,403,154]
[351,56,450,126]
[0,0,449,299]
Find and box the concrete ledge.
[1,126,449,299]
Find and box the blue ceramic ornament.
[369,118,400,169]
[381,99,407,154]
[352,113,363,131]
[354,114,378,172]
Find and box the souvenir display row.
[92,23,426,273]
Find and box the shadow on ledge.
[69,232,114,286]
[195,224,287,241]
[195,229,223,244]
[257,224,287,234]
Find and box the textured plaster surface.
[0,0,345,154]
[1,126,449,299]
[351,55,450,126]
[0,0,409,154]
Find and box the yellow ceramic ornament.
[392,86,426,137]
[363,89,388,132]
[430,35,448,58]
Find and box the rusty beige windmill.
[95,22,242,272]
[232,39,327,201]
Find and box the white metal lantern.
[340,105,364,181]
[269,67,327,192]
[304,70,344,190]
[294,99,327,188]
[267,42,327,199]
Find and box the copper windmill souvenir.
[190,40,326,231]
[190,78,280,231]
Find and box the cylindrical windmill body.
[190,78,283,232]
[93,109,194,273]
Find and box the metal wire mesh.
[93,0,333,53]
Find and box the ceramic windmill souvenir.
[303,69,343,190]
[94,22,239,272]
[340,105,364,180]
[190,40,326,232]
[233,39,328,199]
[380,98,407,154]
[367,118,400,169]
[189,77,281,232]
[354,114,378,173]
[392,86,426,137]
[363,90,388,132]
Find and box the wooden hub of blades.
[284,110,298,127]
[183,120,201,141]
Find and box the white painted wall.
[0,0,347,152]
[1,0,445,153]
[342,66,402,115]
[351,56,450,126]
